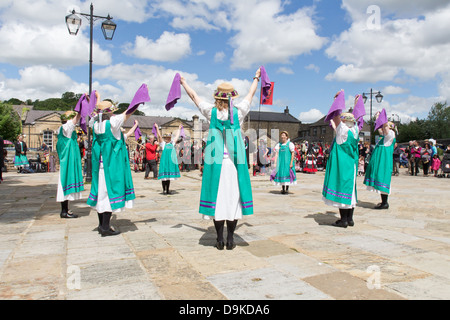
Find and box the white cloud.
[214,51,226,63]
[277,67,294,75]
[123,32,192,62]
[305,64,320,73]
[382,86,410,95]
[298,108,324,124]
[326,3,450,82]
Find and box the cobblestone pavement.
[0,168,449,300]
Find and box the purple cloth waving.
[324,90,345,124]
[127,84,151,115]
[289,168,296,183]
[74,94,89,133]
[152,124,158,137]
[269,168,277,182]
[165,73,181,111]
[135,125,142,142]
[260,66,272,104]
[352,94,366,131]
[374,108,388,131]
[88,90,97,116]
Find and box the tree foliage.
[0,102,22,142]
[397,102,449,143]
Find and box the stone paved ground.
[0,167,449,300]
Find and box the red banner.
[261,82,274,105]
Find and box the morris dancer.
[155,124,182,195]
[271,131,296,194]
[56,110,84,218]
[322,91,359,228]
[180,69,260,250]
[87,92,140,236]
[364,110,397,209]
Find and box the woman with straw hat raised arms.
[87,92,137,237]
[180,68,260,250]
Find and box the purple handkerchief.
[135,126,142,141]
[324,90,345,124]
[152,124,158,137]
[88,90,97,116]
[260,66,272,104]
[353,94,366,131]
[165,73,181,111]
[127,84,151,115]
[75,94,89,133]
[180,125,186,139]
[374,108,388,131]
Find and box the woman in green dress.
[322,90,359,228]
[14,134,29,171]
[364,111,397,209]
[271,131,296,194]
[155,124,182,195]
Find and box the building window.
[322,127,327,135]
[43,130,53,151]
[313,128,317,136]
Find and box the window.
[322,127,327,135]
[43,130,53,151]
[313,128,317,136]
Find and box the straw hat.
[60,110,77,122]
[340,112,356,124]
[214,83,239,100]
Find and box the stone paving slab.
[0,168,449,300]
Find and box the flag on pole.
[260,82,274,105]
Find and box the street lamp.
[362,89,383,143]
[65,3,117,182]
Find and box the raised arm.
[173,124,183,144]
[125,120,139,139]
[155,123,162,143]
[243,68,262,104]
[180,76,203,108]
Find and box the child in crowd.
[431,154,441,177]
[358,155,365,176]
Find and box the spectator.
[431,154,441,177]
[393,143,401,176]
[421,142,432,177]
[410,140,421,176]
[145,134,159,179]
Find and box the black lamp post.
[362,89,383,143]
[65,3,117,182]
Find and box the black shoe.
[226,242,236,250]
[99,226,120,237]
[332,220,348,228]
[348,220,355,227]
[215,241,224,250]
[60,212,78,219]
[374,202,389,210]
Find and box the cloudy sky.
[0,0,449,124]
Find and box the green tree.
[114,103,146,116]
[0,102,22,141]
[426,102,450,139]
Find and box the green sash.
[200,108,253,216]
[56,126,84,196]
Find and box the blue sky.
[0,0,449,125]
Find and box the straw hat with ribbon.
[214,83,239,100]
[60,110,78,123]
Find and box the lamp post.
[362,89,383,144]
[65,3,117,182]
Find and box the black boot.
[374,194,389,209]
[213,220,225,250]
[281,186,286,194]
[166,181,171,195]
[162,181,167,194]
[97,213,103,233]
[60,200,78,218]
[226,220,238,250]
[347,208,355,227]
[99,212,120,237]
[285,186,289,194]
[332,209,348,228]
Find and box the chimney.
[284,106,289,114]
